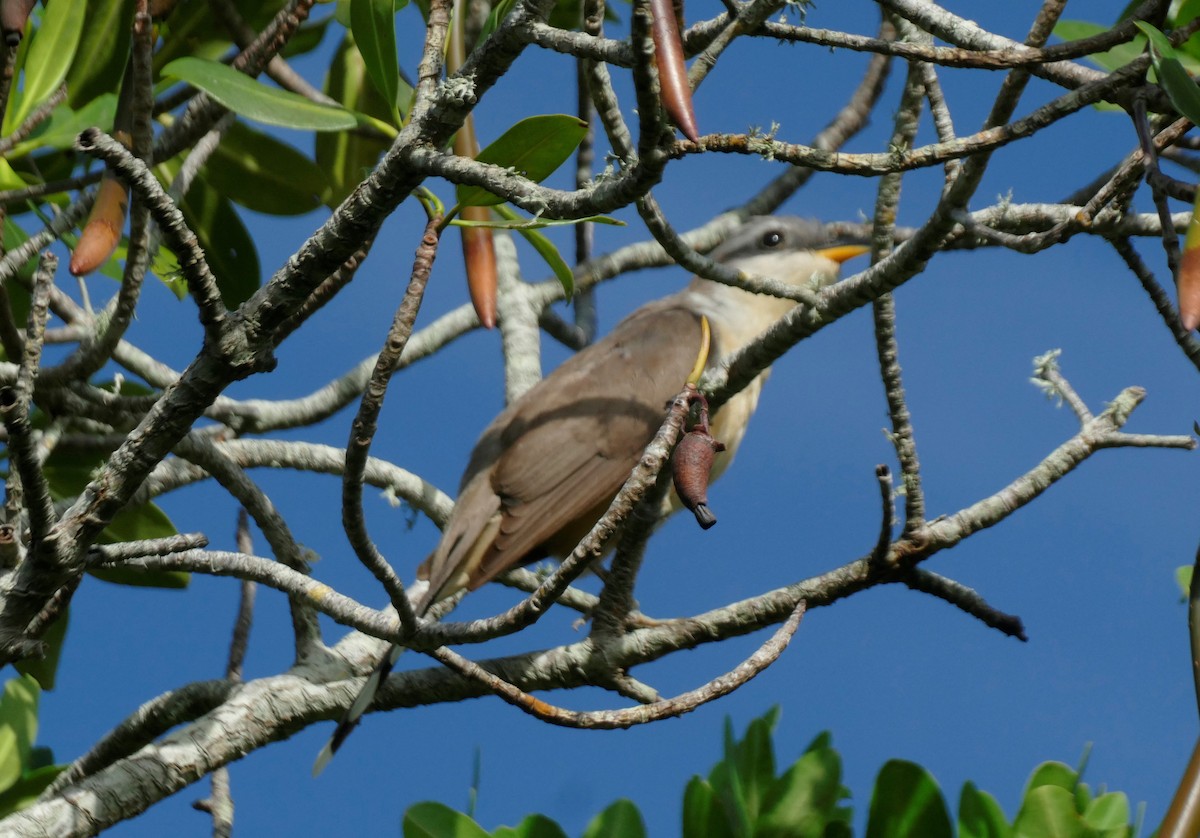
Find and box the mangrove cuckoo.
[314,216,868,773]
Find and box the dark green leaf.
[5,2,85,133]
[403,801,490,838]
[1137,21,1200,124]
[732,708,779,819]
[547,0,584,31]
[87,501,190,588]
[87,565,191,589]
[161,57,359,131]
[804,731,834,754]
[581,799,645,838]
[709,762,753,837]
[2,219,35,327]
[492,205,574,296]
[14,608,68,691]
[1073,781,1092,814]
[98,500,176,544]
[865,760,952,838]
[351,0,400,113]
[155,0,288,70]
[180,173,262,307]
[1136,21,1180,61]
[317,34,396,205]
[456,115,588,207]
[11,95,119,158]
[0,676,39,795]
[203,120,330,215]
[475,0,519,45]
[1013,786,1090,838]
[0,763,66,818]
[958,782,1011,838]
[682,776,736,838]
[1175,0,1200,63]
[27,747,54,771]
[492,813,569,838]
[757,746,845,838]
[64,0,135,107]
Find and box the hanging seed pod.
[673,429,725,529]
[0,0,35,47]
[648,0,699,142]
[1179,194,1200,331]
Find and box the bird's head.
[709,216,870,293]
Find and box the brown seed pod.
[672,429,725,529]
[462,208,498,329]
[70,174,129,277]
[648,0,699,143]
[1180,241,1200,332]
[0,0,35,48]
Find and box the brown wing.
[418,301,705,605]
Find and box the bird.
[313,216,868,773]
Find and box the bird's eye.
[760,230,784,248]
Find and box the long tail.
[313,582,433,776]
[312,642,404,776]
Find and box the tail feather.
[312,643,404,776]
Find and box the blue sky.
[31,0,1200,834]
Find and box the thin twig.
[342,218,444,639]
[425,599,806,729]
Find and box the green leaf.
[2,219,35,327]
[5,2,85,134]
[180,173,262,307]
[86,500,190,588]
[756,746,845,838]
[0,763,67,818]
[317,33,397,205]
[403,801,490,838]
[1082,792,1130,830]
[732,708,779,820]
[14,608,68,691]
[581,799,645,838]
[865,760,952,838]
[709,761,753,837]
[1174,0,1200,63]
[0,676,40,795]
[1135,21,1200,124]
[351,0,400,113]
[1177,564,1193,601]
[1053,21,1145,73]
[87,565,191,589]
[161,57,359,131]
[64,0,135,107]
[98,500,176,544]
[1023,762,1078,796]
[203,121,330,215]
[492,205,575,297]
[155,0,288,70]
[491,814,569,838]
[475,0,520,45]
[8,95,119,158]
[682,776,736,838]
[153,157,261,304]
[456,115,588,207]
[1013,786,1091,838]
[959,782,1011,838]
